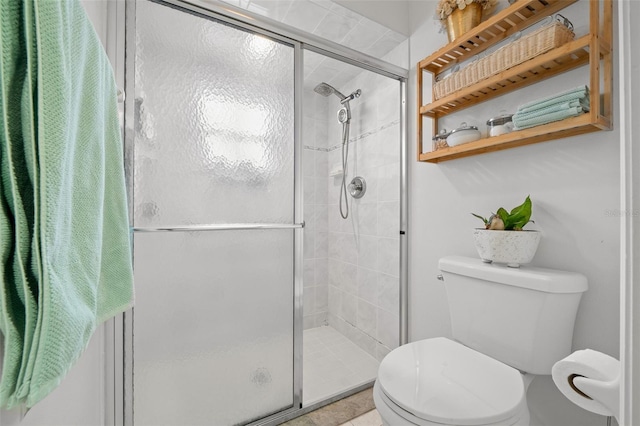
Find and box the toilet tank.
[439,256,588,375]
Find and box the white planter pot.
[472,229,541,268]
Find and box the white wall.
[334,0,410,36]
[0,333,106,426]
[408,2,619,425]
[1,2,111,425]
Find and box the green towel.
[516,85,589,114]
[512,85,590,131]
[513,100,586,126]
[0,0,134,408]
[514,100,586,121]
[0,0,41,408]
[513,106,585,130]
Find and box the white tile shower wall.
[303,86,331,330]
[297,2,407,360]
[221,0,407,62]
[324,72,401,361]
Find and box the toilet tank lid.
[439,256,588,294]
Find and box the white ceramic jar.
[447,122,481,146]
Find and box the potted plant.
[437,0,498,42]
[471,195,540,268]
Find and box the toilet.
[374,256,588,426]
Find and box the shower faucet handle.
[348,177,366,199]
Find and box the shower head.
[314,82,347,101]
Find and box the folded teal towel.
[516,85,589,114]
[514,99,588,122]
[513,106,585,130]
[0,0,134,408]
[512,85,590,131]
[516,100,577,120]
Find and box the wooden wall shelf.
[417,0,613,163]
[419,115,607,163]
[420,0,578,76]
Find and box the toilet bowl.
[374,338,530,426]
[374,256,588,426]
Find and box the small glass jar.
[432,129,450,151]
[487,114,514,137]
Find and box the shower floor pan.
[303,326,380,406]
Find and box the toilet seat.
[377,337,527,426]
[374,381,527,426]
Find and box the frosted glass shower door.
[129,1,298,425]
[132,231,295,425]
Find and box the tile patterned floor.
[303,326,380,405]
[338,409,383,426]
[281,388,378,426]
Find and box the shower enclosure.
[301,51,404,406]
[120,0,407,424]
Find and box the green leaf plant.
[472,196,534,230]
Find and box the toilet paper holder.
[568,374,593,400]
[568,373,615,426]
[552,349,620,423]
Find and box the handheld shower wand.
[313,82,362,219]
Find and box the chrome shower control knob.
[348,176,366,199]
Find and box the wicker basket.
[433,19,574,100]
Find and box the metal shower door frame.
[108,1,409,425]
[119,1,304,424]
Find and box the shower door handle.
[132,222,305,232]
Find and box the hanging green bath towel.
[0,0,134,408]
[0,0,43,408]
